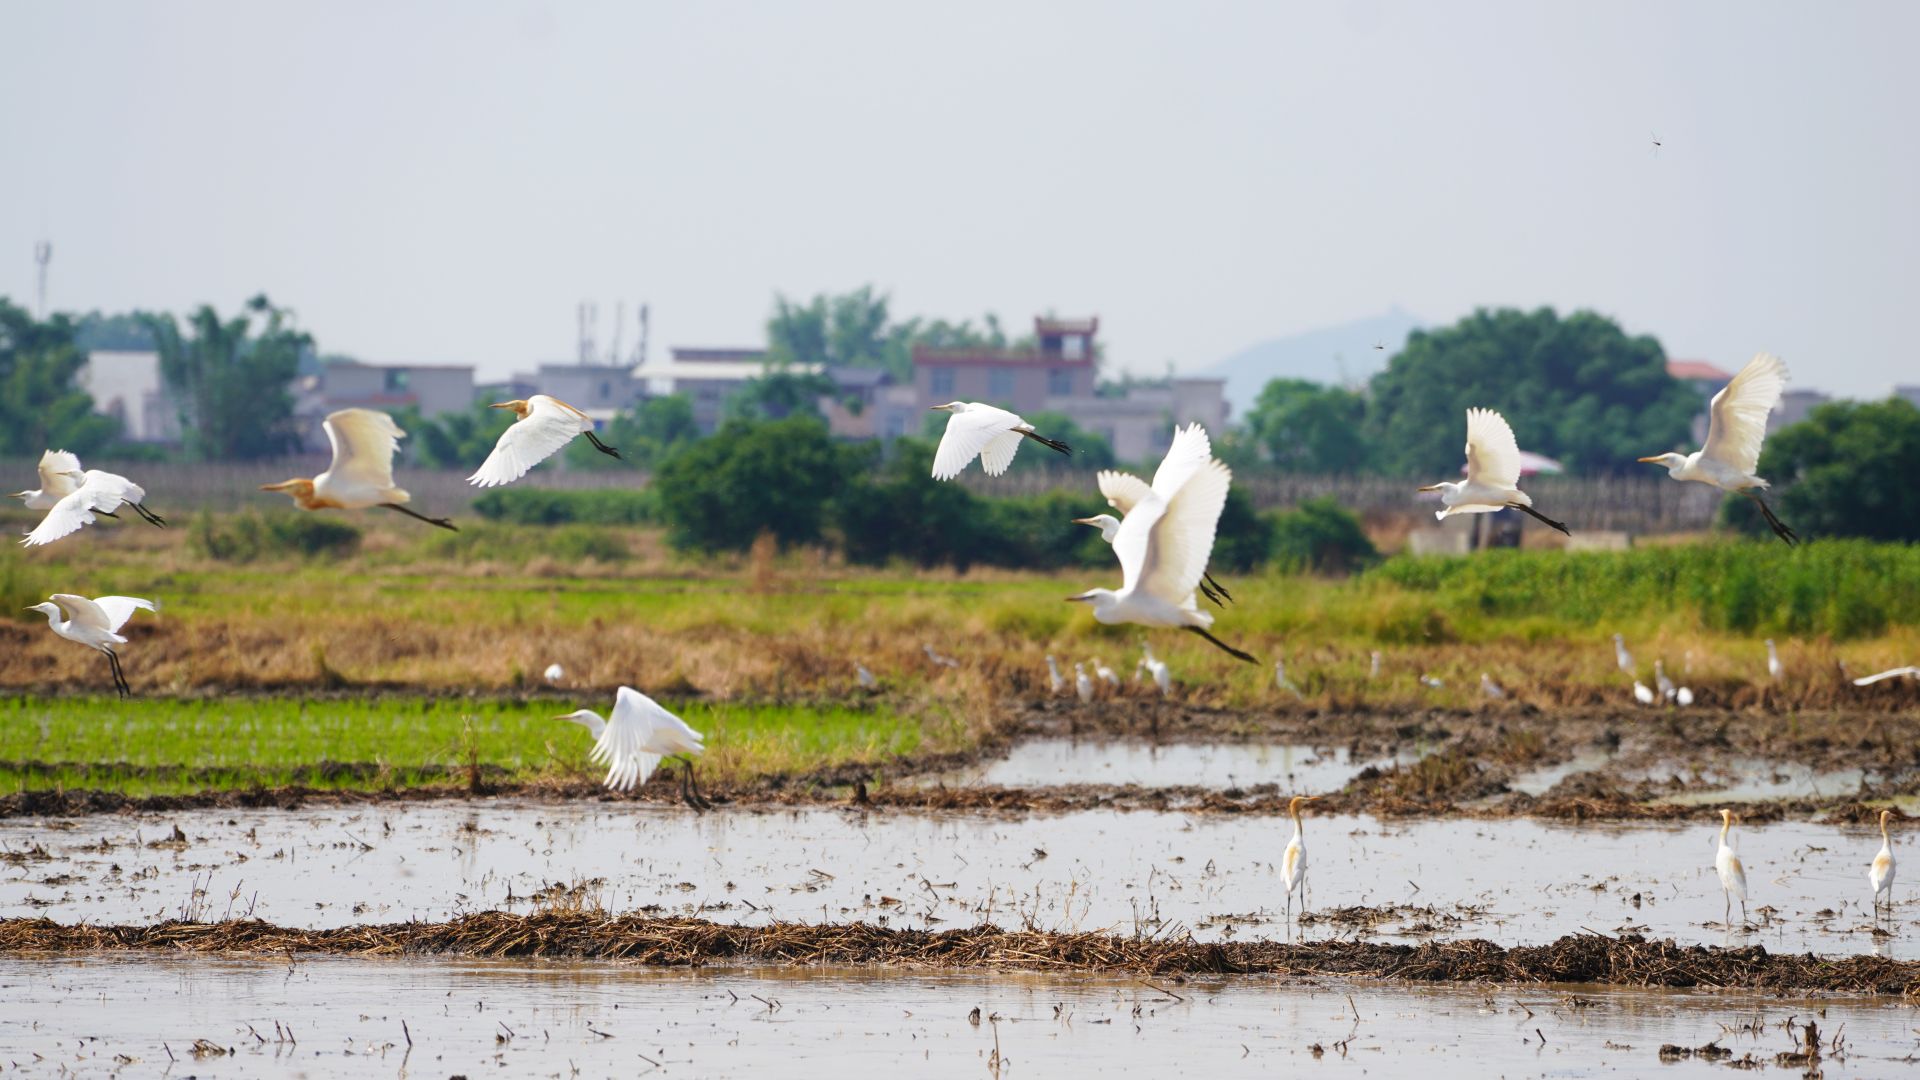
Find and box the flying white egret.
[1080,424,1235,605]
[1066,432,1254,662]
[1765,639,1783,681]
[261,408,456,530]
[1870,809,1897,921]
[21,467,167,546]
[856,663,878,690]
[1716,808,1749,926]
[1480,673,1505,700]
[25,593,156,697]
[1633,680,1656,706]
[1091,658,1121,689]
[1654,660,1676,703]
[1613,634,1635,675]
[1417,408,1569,534]
[922,643,960,669]
[1639,353,1798,545]
[1281,795,1319,918]
[1274,658,1303,698]
[926,402,1070,480]
[1138,648,1171,697]
[1045,655,1066,696]
[543,663,565,684]
[468,395,620,487]
[10,450,85,510]
[1368,650,1381,680]
[554,686,709,809]
[1853,665,1920,687]
[1074,662,1094,704]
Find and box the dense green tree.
[835,438,987,568]
[388,402,514,469]
[1367,307,1694,476]
[564,394,701,470]
[654,416,858,551]
[72,310,158,352]
[1244,378,1371,472]
[1269,496,1378,574]
[1722,398,1920,541]
[145,296,309,460]
[768,286,1010,381]
[723,369,836,423]
[0,298,121,455]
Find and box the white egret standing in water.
[260,408,456,530]
[1870,809,1897,922]
[1480,673,1505,699]
[1613,634,1635,675]
[1766,639,1783,681]
[1417,408,1569,534]
[555,686,710,810]
[1074,663,1094,704]
[468,395,621,487]
[1638,353,1798,545]
[856,664,878,691]
[543,663,565,685]
[1633,680,1656,706]
[927,402,1070,480]
[1716,809,1749,926]
[25,593,156,697]
[1046,655,1066,696]
[1282,795,1320,918]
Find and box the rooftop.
[1035,316,1099,336]
[1666,359,1733,382]
[670,347,769,363]
[912,347,1095,368]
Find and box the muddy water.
[2,956,1916,1079]
[3,805,1906,953]
[927,739,1419,791]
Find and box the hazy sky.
[4,1,1915,398]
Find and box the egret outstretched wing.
[1463,408,1523,490]
[92,596,157,634]
[323,409,406,490]
[469,397,587,487]
[931,405,1021,480]
[1097,470,1152,514]
[22,472,149,547]
[1701,353,1786,478]
[1149,422,1213,497]
[1137,459,1232,604]
[976,429,1023,476]
[38,450,84,494]
[597,686,704,791]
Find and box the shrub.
[655,417,860,552]
[1723,398,1920,542]
[470,487,660,525]
[189,510,361,562]
[1268,496,1375,574]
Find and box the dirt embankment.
[2,911,1914,995]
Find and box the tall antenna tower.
[608,301,625,366]
[33,240,51,318]
[634,303,649,368]
[576,301,599,364]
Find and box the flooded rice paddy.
[926,738,1419,791]
[3,803,1905,954]
[2,954,1915,1077]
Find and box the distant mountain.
[1205,307,1423,420]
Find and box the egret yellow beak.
[258,481,292,492]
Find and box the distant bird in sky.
[1766,639,1783,681]
[1274,658,1303,698]
[1639,353,1798,545]
[468,395,620,487]
[10,449,84,510]
[261,408,456,530]
[856,663,878,691]
[21,465,166,546]
[555,686,709,810]
[1613,634,1635,676]
[26,593,155,698]
[1853,665,1920,686]
[1046,655,1066,696]
[927,402,1070,480]
[1716,808,1749,927]
[1068,426,1254,662]
[1633,680,1656,706]
[1480,673,1505,700]
[922,643,960,669]
[1074,662,1094,704]
[543,663,565,684]
[1870,809,1897,922]
[1418,408,1569,534]
[1084,424,1235,606]
[1282,795,1320,918]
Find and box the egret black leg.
[103,649,130,698]
[1198,580,1223,607]
[684,758,714,811]
[379,503,458,531]
[1509,503,1570,536]
[1183,625,1257,664]
[584,431,622,459]
[132,502,167,528]
[1017,429,1072,457]
[1745,493,1798,546]
[1202,570,1234,604]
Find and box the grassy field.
[2,514,1916,727]
[0,694,950,797]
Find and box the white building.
[76,350,179,443]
